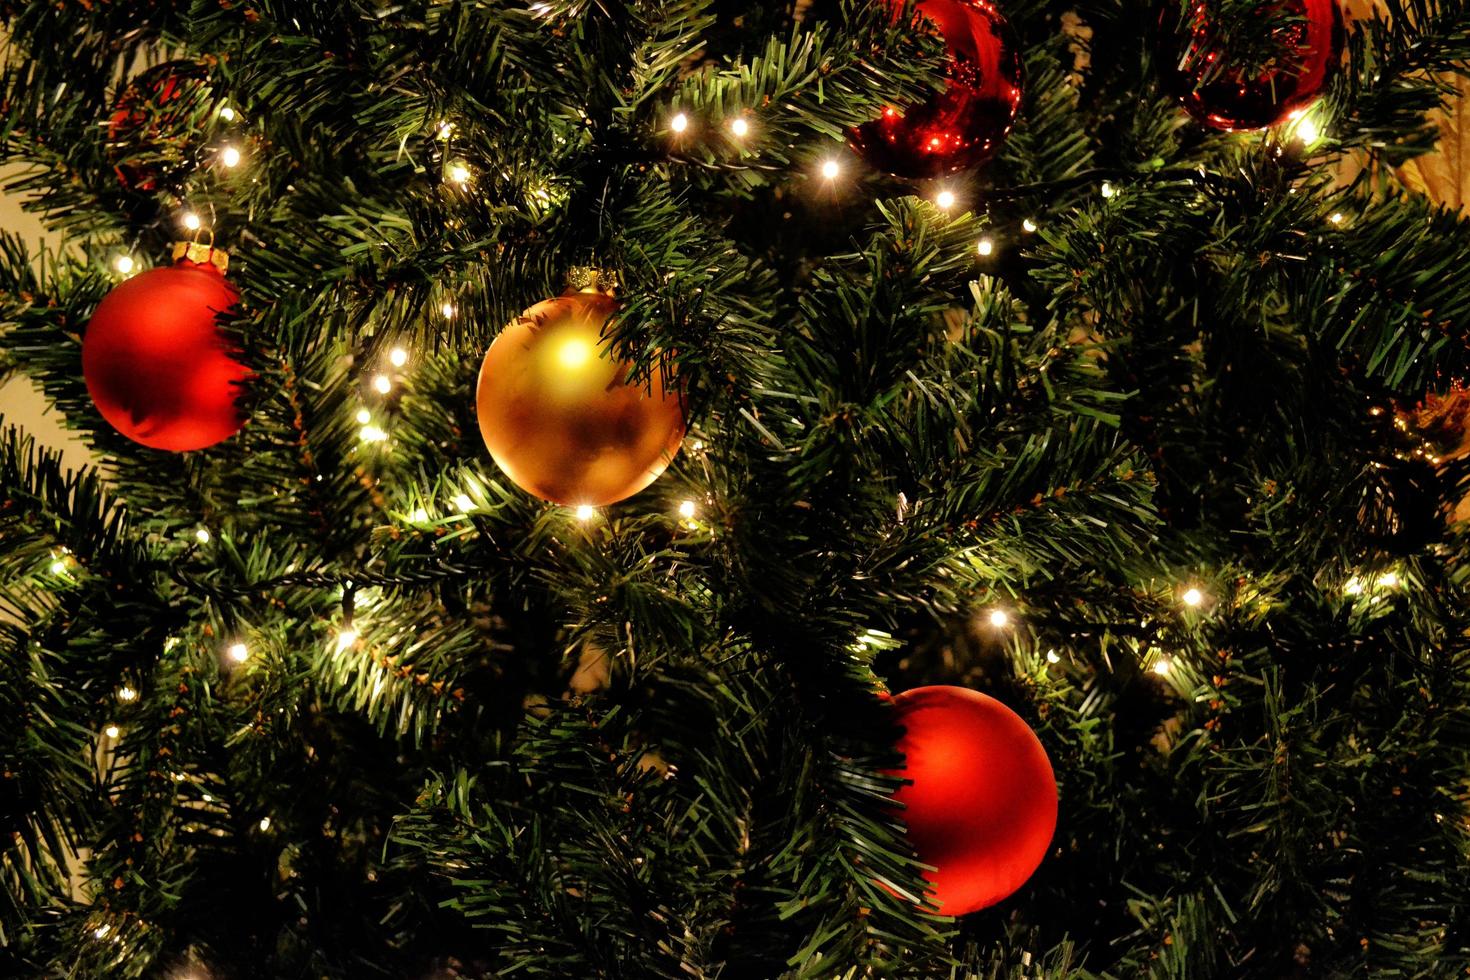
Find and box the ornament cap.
[172,241,229,274]
[566,266,617,295]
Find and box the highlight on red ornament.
[884,684,1057,915]
[82,243,250,452]
[849,0,1023,179]
[1156,0,1344,131]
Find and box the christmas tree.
[2,0,1470,975]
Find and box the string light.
[1377,571,1399,588]
[355,408,372,425]
[1100,181,1116,199]
[728,116,750,138]
[258,816,272,831]
[441,301,457,318]
[113,254,134,274]
[117,686,138,703]
[678,500,697,520]
[219,145,242,168]
[226,642,249,663]
[448,161,471,185]
[1294,113,1321,146]
[1152,657,1172,675]
[976,238,994,257]
[93,924,111,939]
[104,724,120,739]
[1022,218,1038,233]
[49,556,68,575]
[820,159,840,180]
[195,527,211,544]
[218,105,236,122]
[574,504,595,521]
[1344,576,1364,595]
[987,608,1010,628]
[1045,650,1061,664]
[335,627,358,651]
[1329,212,1344,225]
[453,493,475,512]
[359,424,388,443]
[436,120,453,140]
[670,112,689,133]
[934,189,956,210]
[388,347,408,368]
[372,374,392,394]
[181,211,202,231]
[410,507,430,523]
[1181,587,1204,607]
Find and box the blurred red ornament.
[1157,0,1344,131]
[849,0,1023,179]
[107,61,208,191]
[82,244,249,451]
[887,685,1056,915]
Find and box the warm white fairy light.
[335,627,358,652]
[218,105,236,122]
[1377,570,1399,588]
[389,347,408,368]
[1022,218,1038,233]
[670,112,689,133]
[453,493,475,512]
[117,685,138,703]
[93,924,111,939]
[935,189,956,210]
[1152,656,1172,675]
[1295,113,1321,146]
[195,527,211,544]
[441,301,457,318]
[1100,181,1116,199]
[181,211,202,231]
[1182,587,1204,607]
[728,116,750,138]
[359,424,388,443]
[410,507,430,523]
[1045,650,1061,664]
[226,642,249,663]
[219,145,242,168]
[574,504,595,521]
[104,724,120,739]
[436,120,453,140]
[113,254,134,275]
[976,238,994,256]
[448,161,471,185]
[820,158,840,180]
[49,557,68,575]
[372,374,392,394]
[258,816,272,831]
[1344,576,1363,595]
[355,408,372,425]
[987,608,1010,628]
[1329,212,1344,225]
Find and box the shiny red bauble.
[849,0,1023,179]
[107,61,209,191]
[1157,0,1344,131]
[887,685,1057,915]
[82,246,249,452]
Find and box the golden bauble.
[475,290,686,506]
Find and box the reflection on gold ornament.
[475,289,686,506]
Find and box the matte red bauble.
[887,685,1057,915]
[1157,0,1344,131]
[849,0,1023,179]
[107,61,209,191]
[475,288,686,507]
[82,244,249,451]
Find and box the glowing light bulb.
[670,112,689,133]
[1377,571,1399,588]
[219,145,241,168]
[441,302,457,318]
[258,816,272,831]
[195,527,211,544]
[1329,212,1344,225]
[335,628,358,651]
[410,508,429,523]
[227,642,249,663]
[359,424,387,443]
[729,116,750,138]
[453,493,474,512]
[574,504,595,521]
[389,347,408,368]
[104,724,120,739]
[1100,181,1116,199]
[436,120,452,140]
[93,924,110,939]
[1152,657,1171,675]
[1182,587,1204,607]
[1045,650,1060,664]
[181,211,202,231]
[117,686,138,703]
[1295,113,1320,145]
[987,609,1010,628]
[820,159,840,180]
[557,338,593,369]
[49,558,67,575]
[1022,218,1037,233]
[935,190,956,210]
[218,105,236,122]
[355,408,372,425]
[1344,576,1363,595]
[678,500,697,519]
[113,254,134,274]
[372,374,392,394]
[976,238,994,256]
[448,161,471,185]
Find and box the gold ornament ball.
[475,290,686,507]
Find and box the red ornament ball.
[1157,0,1344,131]
[849,0,1023,179]
[887,685,1057,915]
[82,246,249,452]
[107,61,209,191]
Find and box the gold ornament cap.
[566,265,617,295]
[172,241,230,274]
